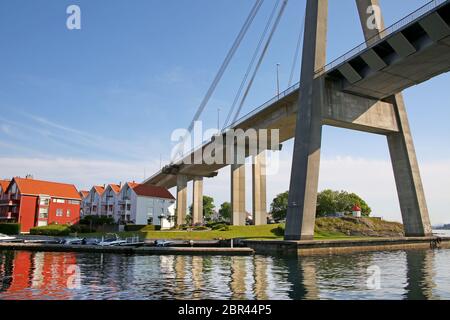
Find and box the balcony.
[0,199,19,207]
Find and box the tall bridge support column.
[356,0,432,237]
[176,175,188,226]
[285,0,328,240]
[252,151,267,225]
[192,177,204,225]
[231,163,246,226]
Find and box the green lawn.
[77,224,362,241]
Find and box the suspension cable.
[288,8,306,87]
[186,0,264,134]
[231,0,289,124]
[223,0,281,130]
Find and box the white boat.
[0,233,17,242]
[155,240,175,247]
[63,237,84,245]
[98,234,128,247]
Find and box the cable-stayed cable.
[223,0,281,130]
[171,0,264,163]
[231,0,289,124]
[288,8,306,87]
[186,0,264,134]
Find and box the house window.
[93,206,97,212]
[67,210,71,217]
[53,199,65,204]
[69,200,80,205]
[39,208,48,219]
[56,209,63,217]
[39,198,50,206]
[126,204,131,211]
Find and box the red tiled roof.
[109,184,121,194]
[93,186,105,195]
[11,178,81,200]
[0,180,10,192]
[129,182,175,200]
[79,190,89,198]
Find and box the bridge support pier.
[356,0,432,237]
[252,151,267,225]
[285,0,327,241]
[176,175,188,226]
[231,163,246,226]
[192,177,203,225]
[285,0,433,240]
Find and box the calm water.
[1,245,450,300]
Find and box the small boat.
[119,236,145,247]
[155,240,175,247]
[63,238,84,245]
[98,233,128,247]
[0,233,17,242]
[82,238,100,246]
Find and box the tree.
[316,189,371,217]
[270,191,289,221]
[188,195,216,223]
[218,202,232,222]
[270,189,372,220]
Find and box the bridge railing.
[169,81,301,165]
[315,0,448,76]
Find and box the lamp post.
[276,63,280,97]
[217,107,221,131]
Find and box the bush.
[30,224,71,236]
[69,224,92,234]
[217,225,230,232]
[125,224,147,232]
[193,226,209,231]
[211,223,227,230]
[141,225,161,231]
[79,215,115,226]
[0,223,21,235]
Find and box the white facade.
[117,182,175,228]
[100,185,120,219]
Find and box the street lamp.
[217,107,221,131]
[276,63,281,97]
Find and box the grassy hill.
[139,217,404,241]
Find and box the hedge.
[125,224,147,232]
[30,224,71,236]
[125,225,161,232]
[0,223,21,235]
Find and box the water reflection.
[0,249,449,300]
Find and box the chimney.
[119,181,122,187]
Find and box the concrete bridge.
[144,0,450,240]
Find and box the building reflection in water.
[0,248,446,300]
[0,251,77,299]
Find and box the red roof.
[93,186,105,195]
[79,190,89,198]
[129,182,175,200]
[0,180,10,192]
[352,205,361,211]
[109,184,121,194]
[11,178,81,200]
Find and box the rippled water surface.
[1,245,450,300]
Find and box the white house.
[117,182,175,229]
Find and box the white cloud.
[0,157,159,192]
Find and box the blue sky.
[0,0,449,224]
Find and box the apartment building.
[0,177,81,232]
